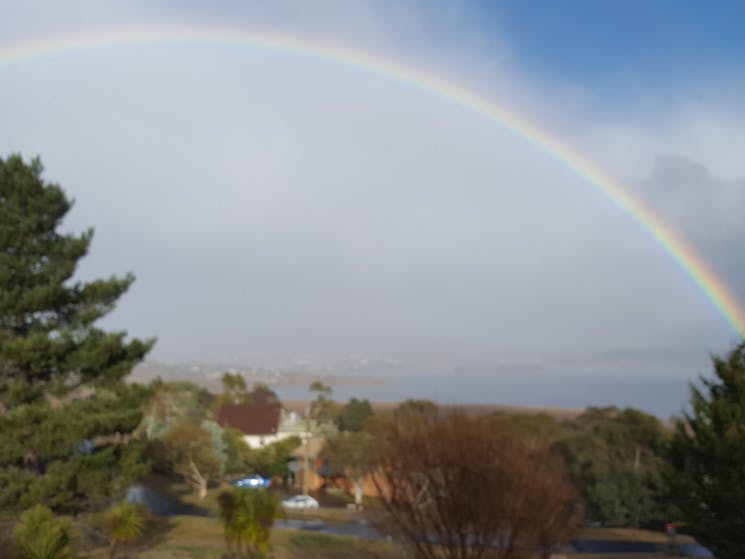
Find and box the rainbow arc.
[2,25,743,337]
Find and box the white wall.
[243,430,311,449]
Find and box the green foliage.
[215,373,248,410]
[201,419,228,476]
[334,398,373,432]
[0,440,149,513]
[140,383,233,485]
[666,343,745,559]
[245,383,279,404]
[0,154,154,512]
[308,381,336,426]
[103,501,145,559]
[319,431,373,505]
[557,406,667,526]
[137,382,209,439]
[222,427,253,474]
[220,429,301,481]
[13,505,73,559]
[0,154,153,408]
[222,372,247,395]
[0,384,151,512]
[320,431,372,476]
[213,379,280,413]
[160,423,221,499]
[218,488,279,558]
[489,412,569,448]
[308,381,331,396]
[245,436,302,478]
[393,398,438,419]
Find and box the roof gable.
[217,401,281,435]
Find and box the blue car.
[232,475,271,489]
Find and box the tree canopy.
[666,342,745,559]
[0,155,153,408]
[0,154,154,511]
[308,381,336,425]
[319,431,373,507]
[159,423,221,500]
[334,397,373,432]
[556,406,667,526]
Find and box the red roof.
[217,401,281,435]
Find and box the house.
[287,437,390,501]
[217,389,315,448]
[215,389,285,448]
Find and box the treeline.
[498,406,669,528]
[317,396,669,526]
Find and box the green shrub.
[13,505,73,559]
[102,501,146,559]
[218,488,280,558]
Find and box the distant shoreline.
[129,361,686,418]
[281,399,584,420]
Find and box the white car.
[281,495,320,509]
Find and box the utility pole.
[302,410,310,497]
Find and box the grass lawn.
[80,518,693,559]
[4,509,707,559]
[79,514,403,559]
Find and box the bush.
[103,501,146,559]
[218,488,280,558]
[370,412,581,559]
[13,505,73,559]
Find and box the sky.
[1,1,744,412]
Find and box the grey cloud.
[0,0,739,377]
[642,155,745,282]
[646,155,745,240]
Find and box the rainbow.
[2,25,743,337]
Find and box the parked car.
[232,475,271,489]
[281,495,319,509]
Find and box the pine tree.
[0,154,155,511]
[666,342,745,559]
[0,154,153,407]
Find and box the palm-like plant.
[103,501,146,559]
[13,505,73,559]
[219,488,280,558]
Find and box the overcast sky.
[1,1,744,384]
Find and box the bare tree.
[370,412,580,559]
